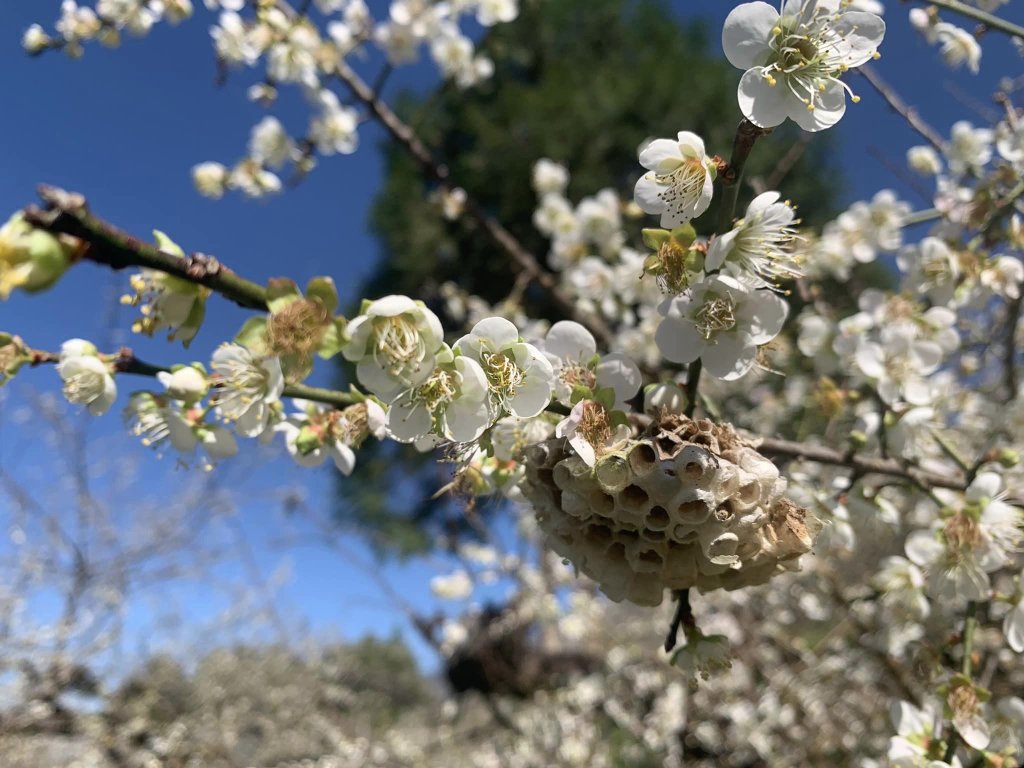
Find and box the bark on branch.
[24,185,269,311]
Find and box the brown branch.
[750,134,812,195]
[1005,294,1021,401]
[23,186,269,311]
[857,64,945,151]
[333,60,615,347]
[756,436,967,490]
[31,346,358,408]
[716,118,770,233]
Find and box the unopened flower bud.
[644,382,686,415]
[157,365,209,403]
[996,448,1020,468]
[0,333,31,385]
[0,214,71,300]
[22,25,51,55]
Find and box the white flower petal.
[722,1,778,69]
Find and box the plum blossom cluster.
[26,0,519,200]
[7,1,1024,764]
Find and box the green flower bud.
[0,214,71,299]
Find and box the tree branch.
[333,60,615,347]
[31,346,358,408]
[917,0,1024,40]
[716,118,769,234]
[23,186,269,311]
[756,436,967,491]
[857,64,945,152]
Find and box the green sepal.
[669,224,697,247]
[153,230,185,257]
[233,316,269,355]
[609,409,630,428]
[295,425,322,456]
[643,252,663,274]
[316,317,348,360]
[359,298,373,314]
[266,278,302,314]
[305,276,339,314]
[593,386,616,411]
[569,383,593,405]
[642,228,671,250]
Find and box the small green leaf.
[233,316,269,355]
[153,230,185,257]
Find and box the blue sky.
[0,0,1021,673]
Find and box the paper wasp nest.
[521,414,821,606]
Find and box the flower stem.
[943,600,979,762]
[920,0,1024,40]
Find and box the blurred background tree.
[337,0,844,555]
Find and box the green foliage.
[340,0,843,555]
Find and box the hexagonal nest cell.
[521,413,821,606]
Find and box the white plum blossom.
[386,345,494,444]
[22,25,52,54]
[210,343,285,437]
[980,255,1024,299]
[906,473,1022,603]
[934,22,982,74]
[342,295,445,401]
[453,317,555,418]
[907,145,943,176]
[897,237,961,306]
[541,321,641,409]
[276,399,385,476]
[945,120,994,176]
[643,381,686,415]
[1004,583,1024,653]
[309,91,359,156]
[705,190,802,284]
[192,162,229,199]
[633,131,717,227]
[249,116,295,169]
[157,365,209,403]
[475,0,518,27]
[554,400,630,467]
[655,274,789,380]
[211,11,257,66]
[124,391,238,464]
[430,570,474,600]
[57,340,117,416]
[853,322,943,405]
[722,0,885,131]
[533,159,570,196]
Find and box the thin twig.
[333,60,615,346]
[858,64,945,151]
[918,0,1024,40]
[663,588,694,653]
